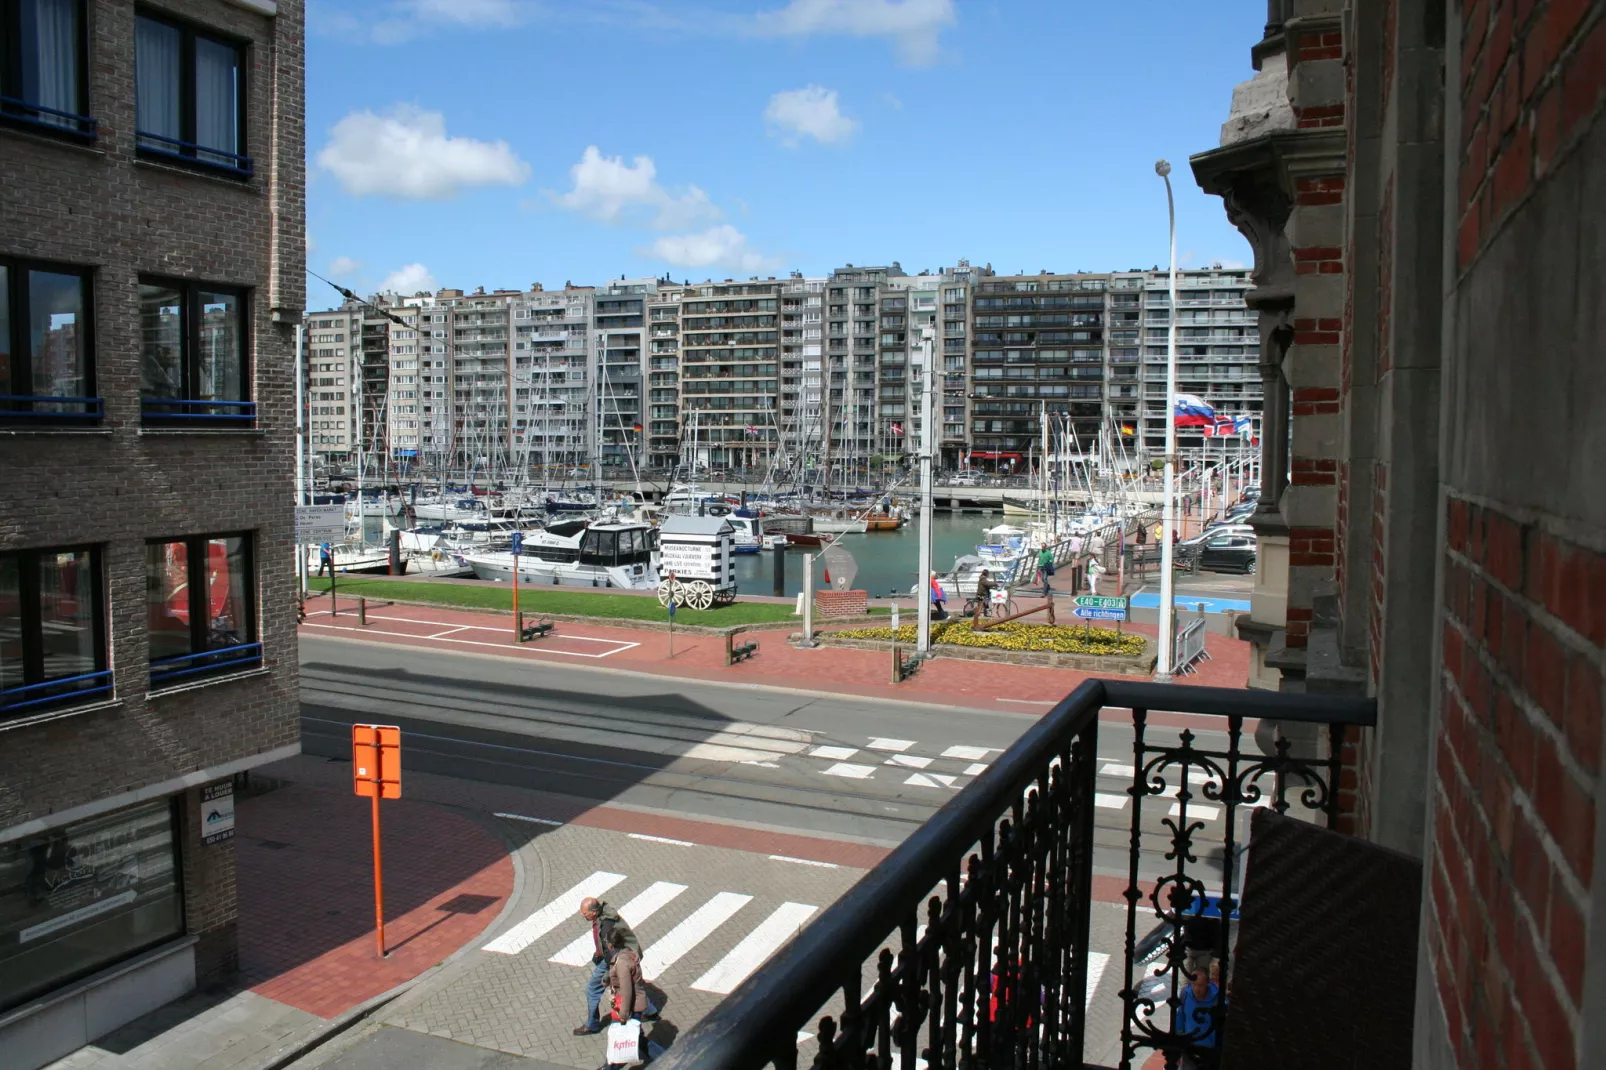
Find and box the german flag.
[1119,421,1137,436]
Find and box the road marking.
[740,760,780,767]
[1168,802,1221,820]
[867,737,915,752]
[809,745,859,760]
[302,621,639,659]
[1101,762,1216,785]
[629,833,695,847]
[769,855,839,869]
[963,763,989,776]
[484,871,626,955]
[997,698,1052,704]
[427,625,474,638]
[941,745,996,761]
[690,902,818,994]
[904,772,960,789]
[549,881,689,966]
[1095,793,1129,809]
[642,892,753,980]
[1086,951,1110,1008]
[822,762,877,779]
[493,812,563,826]
[884,754,933,769]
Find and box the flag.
[631,422,643,432]
[1172,393,1216,427]
[1234,415,1254,435]
[744,424,759,436]
[890,422,904,436]
[1118,421,1137,436]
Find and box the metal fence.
[1172,617,1210,675]
[653,680,1375,1070]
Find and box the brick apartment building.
[1193,0,1603,1064]
[0,1,304,1066]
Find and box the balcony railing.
[0,670,114,718]
[657,679,1375,1070]
[136,129,254,177]
[149,642,263,688]
[141,398,256,426]
[0,395,105,423]
[1,95,97,138]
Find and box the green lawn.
[306,576,811,627]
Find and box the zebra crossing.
[1094,761,1279,822]
[811,737,1001,790]
[482,869,820,997]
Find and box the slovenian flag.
[1173,394,1216,428]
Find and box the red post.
[353,724,401,960]
[372,790,385,957]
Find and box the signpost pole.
[371,790,385,957]
[509,532,523,642]
[667,570,676,658]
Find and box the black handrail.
[655,679,1376,1069]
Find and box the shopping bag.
[605,1019,643,1063]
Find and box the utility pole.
[1155,160,1180,681]
[916,328,937,656]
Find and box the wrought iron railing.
[140,398,256,425]
[0,395,105,422]
[0,95,97,138]
[149,642,262,688]
[655,679,1375,1069]
[135,129,254,176]
[0,670,114,717]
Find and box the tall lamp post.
[916,327,937,655]
[1154,160,1180,680]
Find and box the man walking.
[573,896,657,1037]
[317,542,333,578]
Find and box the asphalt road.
[300,635,1253,889]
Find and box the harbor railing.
[652,679,1375,1069]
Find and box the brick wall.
[0,0,304,985]
[1368,464,1388,684]
[181,781,240,986]
[815,590,869,618]
[1430,495,1601,1070]
[1457,0,1605,268]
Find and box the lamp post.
[916,328,936,655]
[1154,160,1180,680]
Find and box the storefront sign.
[202,782,235,844]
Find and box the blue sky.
[304,0,1263,304]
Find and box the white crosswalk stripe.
[641,892,753,980]
[691,901,818,994]
[868,737,915,752]
[548,881,688,966]
[483,871,625,955]
[885,754,933,769]
[942,745,997,761]
[809,745,859,760]
[1086,951,1110,1008]
[822,762,877,779]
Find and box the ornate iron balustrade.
[655,679,1375,1070]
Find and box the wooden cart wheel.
[714,588,736,606]
[658,578,683,607]
[687,580,714,610]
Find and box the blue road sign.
[510,531,523,555]
[667,597,677,618]
[1073,606,1128,621]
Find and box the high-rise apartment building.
[646,284,687,470]
[679,280,782,469]
[595,279,656,470]
[0,3,304,1066]
[512,285,594,471]
[304,304,361,461]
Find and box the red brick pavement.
[237,782,513,1018]
[298,591,1250,713]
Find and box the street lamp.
[1154,160,1180,681]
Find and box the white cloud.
[642,225,774,272]
[753,0,956,65]
[317,106,530,200]
[367,0,524,44]
[550,146,721,230]
[328,256,363,276]
[765,86,858,146]
[306,233,316,254]
[378,263,438,295]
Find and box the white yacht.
[465,519,659,590]
[413,496,492,523]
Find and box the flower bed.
[827,620,1148,657]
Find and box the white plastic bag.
[605,1019,643,1063]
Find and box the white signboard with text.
[295,504,346,545]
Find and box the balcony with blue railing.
[0,670,114,720]
[655,679,1376,1070]
[135,130,254,177]
[0,395,105,425]
[1,96,97,139]
[140,397,257,427]
[149,642,263,689]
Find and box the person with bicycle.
[974,569,995,617]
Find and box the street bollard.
[358,597,367,626]
[516,610,524,642]
[891,643,901,684]
[772,544,786,598]
[724,632,733,665]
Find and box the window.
[0,798,184,1012]
[146,534,257,687]
[134,11,249,174]
[0,0,91,136]
[0,259,97,422]
[139,279,250,424]
[0,546,107,719]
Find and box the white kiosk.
[656,515,736,609]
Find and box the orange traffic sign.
[352,724,401,799]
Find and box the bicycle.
[964,593,1019,620]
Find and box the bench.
[891,646,922,683]
[517,614,555,642]
[725,635,759,665]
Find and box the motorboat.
[728,515,789,553]
[308,541,400,575]
[413,496,492,523]
[465,519,659,589]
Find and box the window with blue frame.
[139,278,251,425]
[0,259,99,423]
[146,534,258,688]
[0,546,109,720]
[0,0,93,137]
[134,10,249,175]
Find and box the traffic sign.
[1073,606,1128,621]
[1075,595,1129,610]
[510,531,523,555]
[296,503,346,544]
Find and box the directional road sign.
[1073,606,1128,621]
[1074,595,1129,610]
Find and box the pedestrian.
[318,542,333,578]
[1136,524,1148,547]
[1176,968,1222,1069]
[1182,902,1222,979]
[599,928,665,1068]
[1036,546,1054,595]
[929,571,948,620]
[573,897,657,1038]
[974,568,994,617]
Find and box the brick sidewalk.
[299,591,1250,711]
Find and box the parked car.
[1176,525,1255,565]
[1194,533,1258,574]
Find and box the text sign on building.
[658,542,717,579]
[352,724,402,799]
[201,782,235,845]
[296,504,347,545]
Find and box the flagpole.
[1155,160,1179,681]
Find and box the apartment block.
[595,279,656,470]
[0,2,304,1066]
[646,284,686,469]
[679,279,782,468]
[304,304,360,461]
[513,285,594,471]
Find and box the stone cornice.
[1189,128,1348,202]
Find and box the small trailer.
[656,514,737,610]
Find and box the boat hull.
[465,552,658,590]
